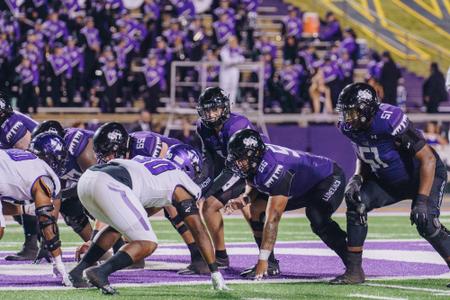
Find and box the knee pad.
[36,205,61,252]
[62,213,90,234]
[173,198,199,219]
[346,208,367,227]
[420,218,450,259]
[164,209,188,235]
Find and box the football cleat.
[5,235,39,261]
[216,256,230,269]
[68,269,92,288]
[177,258,210,275]
[85,266,117,295]
[240,259,280,278]
[329,252,365,285]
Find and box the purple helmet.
[29,132,68,177]
[165,144,202,180]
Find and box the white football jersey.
[111,157,201,208]
[0,149,61,205]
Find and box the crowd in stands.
[0,0,447,115]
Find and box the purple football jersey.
[196,113,270,159]
[61,128,94,182]
[251,144,334,197]
[129,131,181,158]
[339,103,417,184]
[0,112,38,149]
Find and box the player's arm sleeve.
[390,113,426,155]
[76,139,97,172]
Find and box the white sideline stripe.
[365,283,450,295]
[348,294,407,300]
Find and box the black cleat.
[329,252,365,285]
[69,269,92,288]
[85,266,117,295]
[216,256,229,269]
[177,257,210,275]
[33,244,51,264]
[240,259,281,278]
[5,235,38,261]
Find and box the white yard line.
[365,283,450,295]
[348,294,407,300]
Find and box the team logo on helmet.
[357,89,372,102]
[107,130,123,142]
[243,136,258,148]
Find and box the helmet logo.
[50,138,63,151]
[243,136,258,148]
[357,89,372,101]
[107,130,123,142]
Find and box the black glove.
[410,194,429,227]
[345,175,363,207]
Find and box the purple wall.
[267,125,356,179]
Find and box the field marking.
[348,294,407,300]
[365,283,450,295]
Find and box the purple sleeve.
[379,105,409,136]
[65,129,93,157]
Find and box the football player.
[69,146,228,294]
[226,129,347,279]
[32,121,96,243]
[331,82,450,285]
[195,87,281,276]
[0,132,71,285]
[91,122,208,274]
[0,91,40,261]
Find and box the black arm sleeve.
[394,123,427,155]
[270,171,294,197]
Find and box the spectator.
[423,62,448,113]
[278,60,305,113]
[340,28,358,61]
[322,55,344,107]
[282,6,302,40]
[214,0,235,21]
[319,11,342,42]
[298,45,318,73]
[213,13,235,46]
[283,35,298,64]
[219,36,244,106]
[309,68,332,114]
[47,43,73,106]
[423,121,448,146]
[366,51,382,81]
[15,57,39,113]
[131,109,153,132]
[101,58,121,113]
[379,51,401,105]
[187,16,207,61]
[64,36,84,104]
[396,77,407,111]
[42,9,68,45]
[141,54,165,113]
[338,50,354,87]
[254,34,276,60]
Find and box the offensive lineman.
[226,129,348,279]
[332,82,450,285]
[0,92,41,261]
[69,146,228,294]
[196,87,280,276]
[0,132,71,285]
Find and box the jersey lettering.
[357,146,389,170]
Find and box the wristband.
[258,249,271,261]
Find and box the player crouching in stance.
[331,83,450,285]
[226,129,348,279]
[69,145,228,294]
[0,132,71,285]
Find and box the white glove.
[211,271,230,291]
[52,255,72,287]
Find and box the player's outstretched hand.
[224,196,248,214]
[52,255,73,287]
[254,260,268,281]
[75,240,92,262]
[211,271,230,291]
